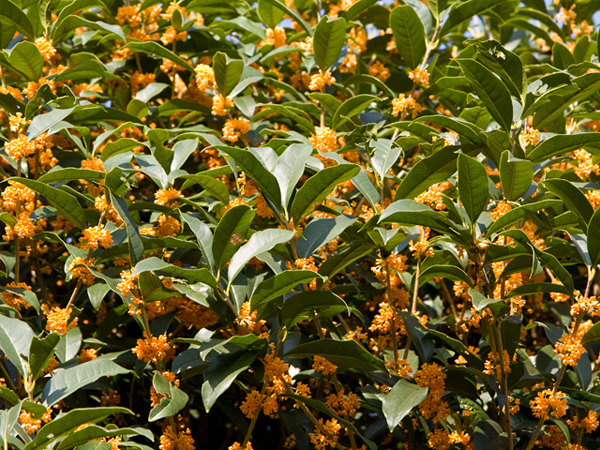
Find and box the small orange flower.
[80,225,113,250]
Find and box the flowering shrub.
[0,0,600,449]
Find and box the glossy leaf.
[285,339,388,373]
[380,380,428,432]
[213,52,244,97]
[291,164,360,223]
[457,59,513,132]
[212,205,255,272]
[457,153,489,223]
[390,5,426,69]
[499,150,533,201]
[251,270,320,310]
[0,314,34,377]
[8,41,43,81]
[313,16,346,71]
[281,290,350,328]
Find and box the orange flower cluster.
[42,305,77,336]
[132,333,176,364]
[414,363,450,422]
[530,389,568,420]
[80,225,113,250]
[223,118,250,143]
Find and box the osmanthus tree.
[0,0,599,448]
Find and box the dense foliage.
[2,0,600,449]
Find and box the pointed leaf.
[212,204,255,272]
[313,16,346,71]
[258,0,285,28]
[42,359,129,406]
[390,5,426,69]
[213,52,244,97]
[0,314,34,377]
[291,164,360,223]
[285,338,387,373]
[227,229,295,285]
[541,179,592,232]
[29,333,60,382]
[457,59,513,132]
[394,146,457,200]
[281,290,350,328]
[499,150,533,201]
[380,380,428,432]
[123,41,194,72]
[0,0,35,40]
[457,153,489,223]
[526,132,600,163]
[11,178,85,229]
[587,207,600,268]
[8,41,43,81]
[251,270,320,310]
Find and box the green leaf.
[390,5,426,69]
[499,150,533,201]
[530,73,600,130]
[201,350,257,412]
[318,242,374,279]
[419,264,473,287]
[333,95,378,130]
[457,59,513,132]
[380,200,466,239]
[541,179,593,232]
[469,288,503,311]
[457,153,489,223]
[0,0,35,40]
[394,146,457,200]
[213,52,244,97]
[504,282,570,300]
[0,285,39,311]
[42,359,128,406]
[217,146,282,210]
[258,0,285,28]
[123,41,194,72]
[26,107,75,140]
[212,204,255,272]
[371,139,401,182]
[227,229,295,285]
[380,379,428,432]
[0,314,34,377]
[273,143,313,211]
[10,178,85,229]
[440,0,498,35]
[281,290,350,328]
[24,407,132,450]
[38,168,106,184]
[52,16,126,43]
[29,333,60,382]
[180,174,229,204]
[313,16,346,71]
[486,199,563,236]
[133,257,216,288]
[101,138,148,161]
[582,321,600,346]
[110,194,144,266]
[251,270,320,310]
[342,0,378,21]
[149,371,189,422]
[286,339,387,373]
[180,212,215,272]
[587,207,600,268]
[526,132,600,163]
[258,0,312,36]
[8,41,43,81]
[296,215,357,258]
[291,164,360,223]
[55,425,151,450]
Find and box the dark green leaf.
[201,350,257,412]
[212,204,255,272]
[251,270,319,310]
[213,52,244,97]
[313,16,346,71]
[258,0,285,28]
[291,164,360,223]
[390,5,426,69]
[486,199,563,236]
[11,178,85,229]
[8,41,43,81]
[440,0,498,35]
[394,146,457,200]
[281,290,349,328]
[541,179,592,232]
[29,333,60,382]
[285,339,387,373]
[0,0,35,40]
[587,207,600,268]
[499,150,533,201]
[526,132,600,162]
[457,153,489,223]
[124,41,194,72]
[38,168,106,184]
[149,371,189,422]
[457,59,513,132]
